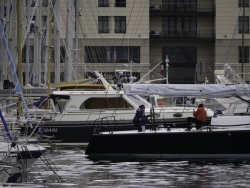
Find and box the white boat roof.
[52,90,123,95]
[123,83,250,98]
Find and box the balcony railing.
[150,29,215,39]
[150,3,215,13]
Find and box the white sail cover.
[123,84,250,98]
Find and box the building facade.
[0,0,249,86]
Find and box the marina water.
[31,146,250,187]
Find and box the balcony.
[150,3,215,16]
[150,29,215,42]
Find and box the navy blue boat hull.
[85,129,250,161]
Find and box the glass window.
[239,0,249,7]
[42,16,47,27]
[30,16,36,33]
[50,72,55,83]
[239,16,249,33]
[85,46,140,63]
[98,0,109,7]
[79,97,133,109]
[42,0,48,7]
[238,46,249,63]
[115,16,126,33]
[162,47,196,64]
[22,46,34,63]
[26,0,36,7]
[85,71,140,83]
[115,0,126,7]
[162,47,197,84]
[98,16,109,33]
[60,72,65,82]
[162,16,196,37]
[60,46,66,63]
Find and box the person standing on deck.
[138,105,151,132]
[133,105,151,132]
[133,105,144,131]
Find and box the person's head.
[198,103,204,108]
[140,107,145,113]
[139,105,145,109]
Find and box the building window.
[86,72,140,84]
[85,46,140,63]
[162,47,197,84]
[50,72,55,83]
[30,16,36,33]
[60,72,65,82]
[115,16,126,33]
[42,16,47,27]
[163,16,197,37]
[239,0,249,7]
[98,16,109,33]
[98,0,109,7]
[239,16,249,33]
[239,46,249,63]
[26,0,36,7]
[22,46,34,63]
[115,0,126,7]
[60,46,66,63]
[79,97,133,109]
[42,0,49,7]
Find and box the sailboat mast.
[54,0,60,84]
[5,0,10,80]
[47,0,53,106]
[17,0,23,113]
[26,0,31,86]
[75,0,79,80]
[241,0,245,79]
[0,0,5,86]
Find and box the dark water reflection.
[30,146,250,188]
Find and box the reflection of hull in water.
[85,127,250,161]
[32,117,212,145]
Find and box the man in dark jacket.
[133,105,150,132]
[133,105,144,131]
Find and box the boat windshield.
[126,95,150,107]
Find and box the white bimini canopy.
[123,84,250,98]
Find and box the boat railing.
[93,116,118,134]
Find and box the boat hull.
[33,118,209,144]
[85,129,250,161]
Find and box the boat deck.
[100,125,250,135]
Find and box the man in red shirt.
[185,103,207,131]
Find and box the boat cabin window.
[80,97,133,109]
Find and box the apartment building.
[76,0,150,82]
[1,0,249,87]
[150,0,250,84]
[215,0,250,83]
[61,0,250,84]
